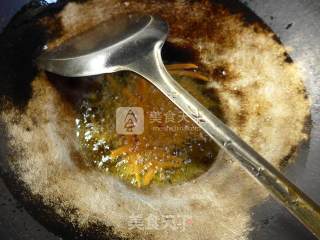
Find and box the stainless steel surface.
[37,15,158,77]
[37,14,320,238]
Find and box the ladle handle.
[128,44,320,239]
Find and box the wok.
[0,0,319,239]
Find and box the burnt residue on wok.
[0,0,297,109]
[0,0,66,108]
[0,2,125,239]
[0,0,311,240]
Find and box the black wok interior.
[0,0,320,239]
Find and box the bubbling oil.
[76,72,221,188]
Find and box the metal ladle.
[37,15,320,238]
